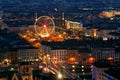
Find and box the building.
[41,42,68,63]
[92,61,120,80]
[0,63,33,80]
[3,49,18,63]
[41,40,92,64]
[0,66,22,80]
[79,48,93,65]
[67,48,79,64]
[92,47,115,61]
[18,47,40,62]
[65,20,83,30]
[102,67,120,80]
[0,11,3,19]
[51,47,67,64]
[90,40,120,62]
[83,27,118,39]
[92,61,111,80]
[115,47,120,61]
[89,39,120,62]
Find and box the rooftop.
[104,67,120,79]
[93,60,111,68]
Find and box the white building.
[51,47,67,63]
[65,20,83,30]
[41,42,80,64]
[18,47,40,62]
[41,44,67,63]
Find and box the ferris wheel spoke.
[34,16,55,38]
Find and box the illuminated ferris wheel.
[34,16,55,38]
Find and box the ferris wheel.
[34,16,55,38]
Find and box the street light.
[72,65,75,68]
[58,73,62,80]
[81,65,84,68]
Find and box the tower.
[62,12,65,27]
[93,28,98,38]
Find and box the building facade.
[92,62,110,80]
[18,48,40,62]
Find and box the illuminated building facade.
[51,48,67,63]
[79,48,93,65]
[2,50,18,63]
[41,44,68,63]
[65,20,83,30]
[67,49,79,64]
[41,41,92,65]
[90,40,120,62]
[99,11,120,18]
[18,48,40,62]
[83,27,119,39]
[91,47,115,61]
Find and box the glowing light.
[72,65,75,68]
[58,73,62,79]
[3,59,11,65]
[103,37,108,41]
[93,28,97,38]
[50,34,64,42]
[82,69,84,72]
[52,57,59,64]
[107,57,113,61]
[35,59,39,61]
[4,59,9,62]
[43,67,49,73]
[39,65,43,69]
[54,8,58,12]
[58,34,62,37]
[88,57,95,63]
[41,34,50,38]
[90,65,93,68]
[10,68,14,71]
[72,69,75,72]
[47,54,50,57]
[68,57,76,64]
[83,72,85,75]
[43,25,46,28]
[81,65,84,68]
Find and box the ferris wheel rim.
[34,16,55,37]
